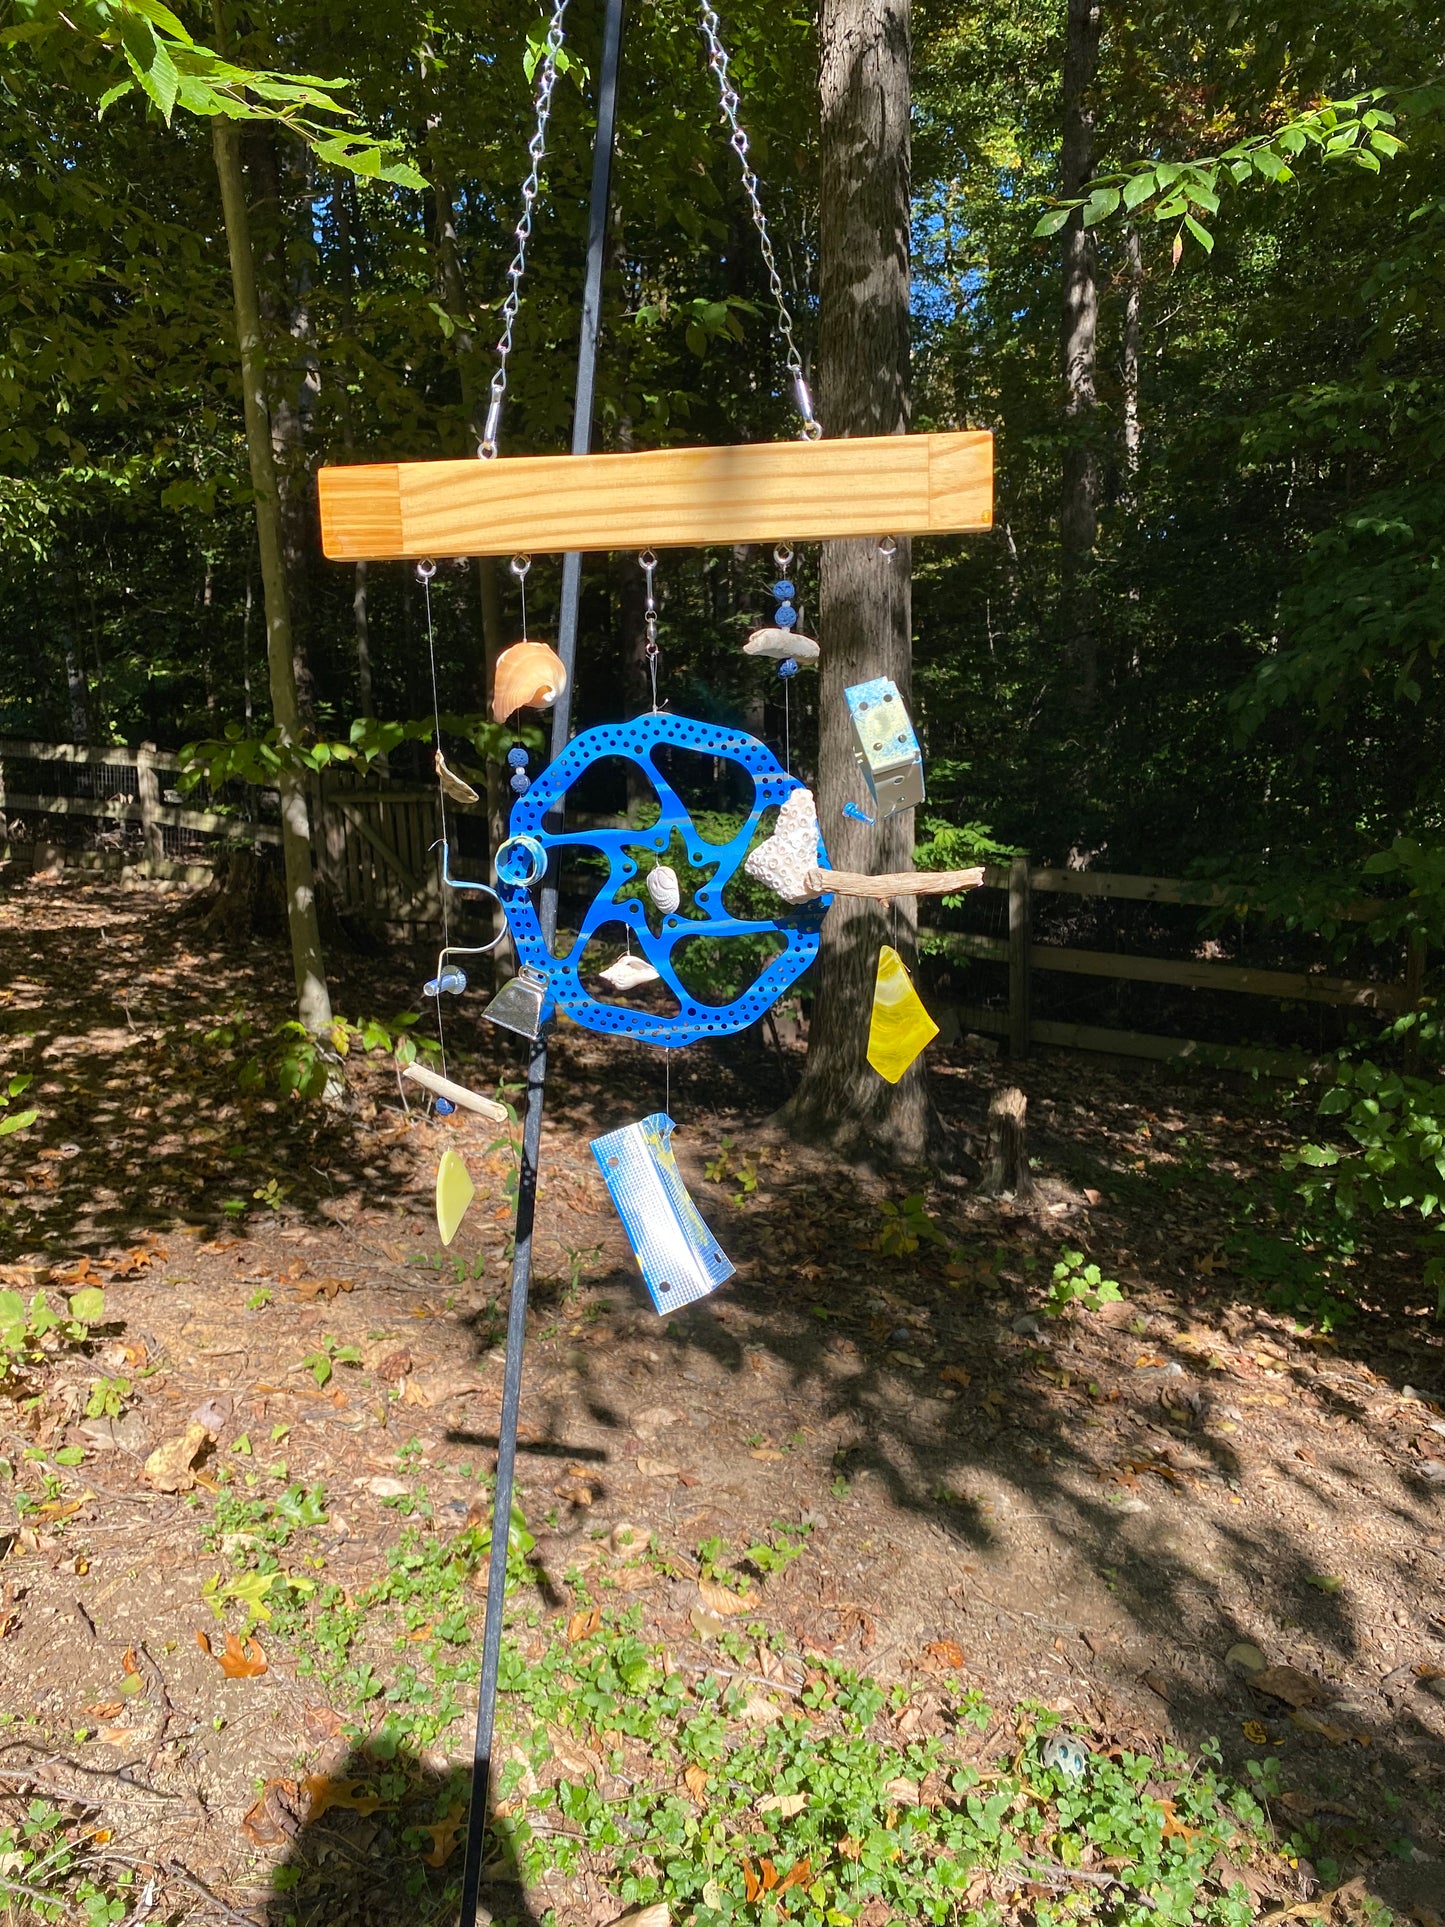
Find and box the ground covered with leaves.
[0,877,1442,1926]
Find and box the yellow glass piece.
[435,1148,475,1247]
[866,944,938,1084]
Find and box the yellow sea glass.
[435,1148,476,1246]
[866,944,939,1083]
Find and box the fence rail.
[3,743,1427,1071]
[1,739,440,930]
[940,856,1421,1075]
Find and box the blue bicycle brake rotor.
[498,712,831,1049]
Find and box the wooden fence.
[937,857,1426,1076]
[0,739,442,931]
[3,741,1428,1071]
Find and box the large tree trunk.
[1121,222,1142,493]
[212,117,334,1040]
[332,173,375,719]
[782,0,926,1165]
[1059,0,1102,711]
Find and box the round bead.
[770,579,795,600]
[435,1098,455,1116]
[510,771,530,794]
[775,604,798,629]
[778,657,800,679]
[506,746,529,768]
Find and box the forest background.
[2,0,1444,1278]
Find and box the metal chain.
[639,550,660,708]
[696,4,821,439]
[479,0,574,458]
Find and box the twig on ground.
[90,1852,262,1927]
[1014,1855,1120,1889]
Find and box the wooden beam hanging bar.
[317,429,993,561]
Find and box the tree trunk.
[241,123,317,724]
[333,174,376,719]
[1121,221,1142,493]
[1059,0,1102,711]
[782,0,926,1165]
[979,1086,1035,1201]
[212,116,334,1040]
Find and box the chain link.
[697,4,820,438]
[479,0,574,458]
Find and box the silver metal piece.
[697,4,819,439]
[590,1112,735,1314]
[640,550,660,708]
[478,0,574,459]
[878,535,898,559]
[482,965,551,1039]
[415,559,437,583]
[845,676,926,819]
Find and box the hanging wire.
[773,544,793,772]
[479,0,574,458]
[511,553,532,637]
[418,561,451,1083]
[696,4,820,439]
[640,550,660,709]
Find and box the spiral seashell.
[491,641,568,722]
[645,864,681,913]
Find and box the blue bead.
[506,746,529,768]
[778,657,800,679]
[775,604,798,629]
[510,771,530,794]
[435,1098,455,1115]
[771,579,795,600]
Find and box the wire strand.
[420,563,451,1083]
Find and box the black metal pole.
[457,2,625,1918]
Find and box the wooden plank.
[1030,942,1410,1010]
[1026,867,1384,920]
[1,793,279,843]
[930,932,1009,963]
[317,431,994,560]
[951,1005,1313,1078]
[332,794,420,889]
[0,740,181,769]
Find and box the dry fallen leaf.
[738,1693,784,1724]
[636,1457,682,1478]
[300,1773,387,1821]
[606,1907,671,1927]
[1242,1720,1271,1744]
[682,1763,709,1800]
[1277,1792,1359,1819]
[884,1777,921,1806]
[242,1780,300,1847]
[420,1806,465,1868]
[567,1608,601,1643]
[689,1607,728,1641]
[195,1627,268,1678]
[749,1447,784,1462]
[920,1639,966,1671]
[938,1364,972,1387]
[1250,1665,1324,1709]
[1288,1707,1368,1746]
[296,1275,354,1301]
[697,1577,758,1617]
[758,1790,808,1818]
[143,1421,210,1493]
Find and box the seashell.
[743,627,820,662]
[491,641,568,722]
[744,787,820,904]
[646,864,681,913]
[598,952,661,992]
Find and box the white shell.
[744,787,821,904]
[744,627,820,662]
[646,864,681,913]
[598,952,661,991]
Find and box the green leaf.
[1122,171,1156,210]
[97,79,135,116]
[1031,206,1073,237]
[68,1287,106,1325]
[0,1110,38,1137]
[124,0,194,43]
[1296,1144,1340,1167]
[1183,213,1215,253]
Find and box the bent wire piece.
[496,712,832,1049]
[590,1112,735,1315]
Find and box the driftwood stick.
[401,1062,508,1122]
[806,865,985,900]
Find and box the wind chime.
[315,0,993,1915]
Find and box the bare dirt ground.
[0,876,1442,1925]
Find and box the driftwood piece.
[805,865,984,900]
[978,1086,1035,1201]
[401,1062,508,1123]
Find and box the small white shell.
[598,952,661,992]
[744,627,820,662]
[646,864,681,913]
